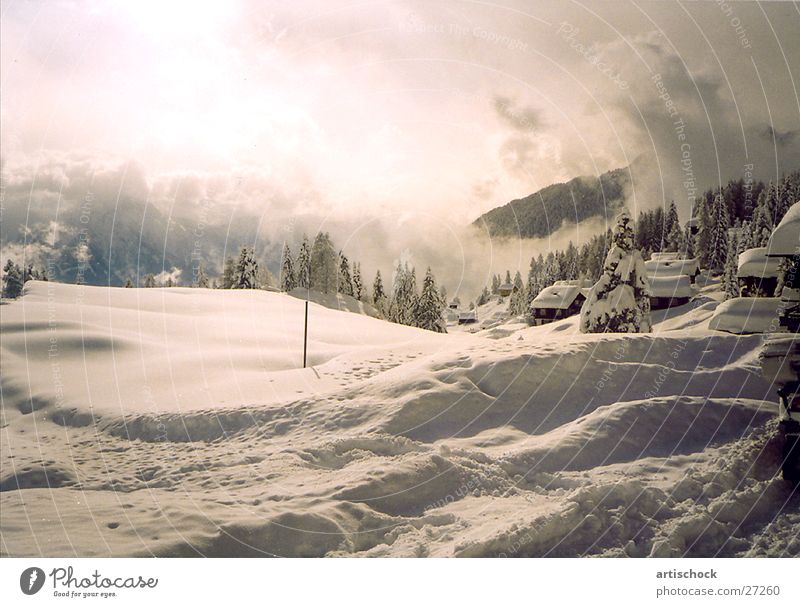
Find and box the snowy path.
[1,282,798,557]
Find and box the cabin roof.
[530,284,585,310]
[737,247,782,278]
[648,274,694,298]
[766,202,800,257]
[644,258,699,277]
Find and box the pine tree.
[310,232,337,293]
[232,246,259,289]
[352,262,364,301]
[415,267,447,333]
[695,197,712,268]
[665,201,680,242]
[722,231,741,300]
[296,236,311,289]
[579,211,651,333]
[195,262,209,288]
[222,256,236,289]
[477,286,490,306]
[124,278,134,288]
[373,269,386,315]
[508,271,527,316]
[708,193,730,274]
[491,274,500,295]
[2,259,24,298]
[337,251,354,296]
[143,274,156,288]
[280,243,296,292]
[256,265,275,289]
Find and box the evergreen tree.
[256,265,275,289]
[2,259,24,298]
[526,256,542,305]
[232,246,259,289]
[477,286,490,306]
[695,197,712,268]
[508,270,527,316]
[415,267,447,333]
[143,274,157,288]
[195,262,209,288]
[222,255,236,289]
[491,274,500,295]
[352,262,364,301]
[504,270,512,285]
[280,243,296,292]
[579,211,651,333]
[124,278,134,288]
[337,251,354,296]
[310,232,337,293]
[373,269,387,316]
[165,277,174,288]
[722,231,741,300]
[708,193,730,274]
[683,225,695,258]
[296,236,311,289]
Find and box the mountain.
[473,168,629,239]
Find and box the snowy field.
[1,281,798,557]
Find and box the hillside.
[2,281,797,557]
[473,168,629,238]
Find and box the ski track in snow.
[1,281,798,557]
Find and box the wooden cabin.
[648,274,694,309]
[529,281,589,325]
[644,257,700,282]
[737,247,781,297]
[498,282,515,297]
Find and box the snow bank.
[648,274,694,298]
[708,297,785,334]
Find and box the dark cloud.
[762,126,798,147]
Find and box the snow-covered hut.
[649,251,682,262]
[737,247,781,297]
[648,274,694,310]
[458,310,478,324]
[498,282,515,297]
[644,258,700,282]
[448,299,460,310]
[766,201,800,258]
[529,282,588,325]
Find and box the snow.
[737,247,782,279]
[766,201,800,257]
[648,274,694,298]
[1,281,797,557]
[644,258,700,278]
[649,252,681,261]
[707,297,785,334]
[530,284,583,310]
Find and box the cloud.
[493,95,543,133]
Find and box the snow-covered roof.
[644,258,699,278]
[649,252,681,262]
[737,247,782,279]
[498,282,514,290]
[708,297,783,334]
[648,274,694,298]
[530,284,585,309]
[553,279,593,288]
[458,310,477,320]
[766,201,800,257]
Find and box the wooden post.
[303,299,309,368]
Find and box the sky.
[2,0,799,294]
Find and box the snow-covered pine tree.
[508,271,527,316]
[373,269,386,316]
[415,267,447,333]
[476,286,490,306]
[310,232,337,293]
[337,252,354,296]
[722,230,741,299]
[579,211,651,334]
[195,262,210,288]
[222,255,236,289]
[2,260,24,298]
[665,202,684,252]
[665,201,680,241]
[408,266,419,326]
[143,274,156,288]
[439,284,447,307]
[256,265,275,289]
[695,197,712,268]
[708,193,730,274]
[683,224,695,258]
[296,235,311,289]
[232,246,259,289]
[526,256,542,305]
[752,186,776,247]
[352,262,363,301]
[491,274,500,295]
[124,278,134,288]
[280,243,296,292]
